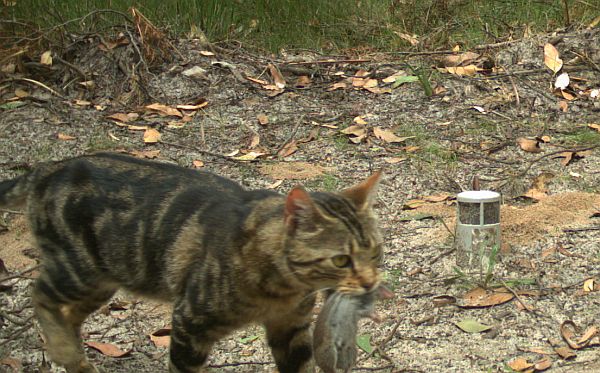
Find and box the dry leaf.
[277,140,298,158]
[176,101,208,111]
[0,357,22,372]
[143,128,161,143]
[15,88,28,98]
[517,138,542,153]
[84,342,130,357]
[461,287,514,308]
[560,90,576,100]
[128,125,148,131]
[40,51,52,66]
[57,133,76,141]
[145,103,183,118]
[578,325,598,345]
[583,278,595,292]
[561,321,583,349]
[246,76,269,85]
[249,134,260,149]
[587,123,600,132]
[108,113,134,123]
[266,180,284,189]
[402,199,427,210]
[423,193,452,203]
[544,43,563,73]
[232,151,265,161]
[341,125,367,137]
[534,357,552,371]
[129,149,160,159]
[540,246,556,260]
[385,157,407,164]
[445,65,479,76]
[554,346,576,359]
[558,100,568,112]
[441,52,480,67]
[394,32,419,46]
[150,328,171,348]
[353,116,369,125]
[192,160,204,168]
[508,357,534,372]
[74,100,91,106]
[268,63,286,89]
[199,50,215,56]
[373,127,413,144]
[295,75,311,87]
[432,295,456,307]
[327,82,347,91]
[257,114,269,125]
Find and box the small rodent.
[313,285,394,373]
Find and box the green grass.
[560,128,600,147]
[3,1,598,52]
[304,174,340,192]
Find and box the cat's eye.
[331,255,352,268]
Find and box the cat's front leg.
[264,295,316,373]
[168,303,229,373]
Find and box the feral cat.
[313,285,393,373]
[0,153,384,373]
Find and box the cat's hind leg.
[33,270,116,373]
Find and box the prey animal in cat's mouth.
[0,152,384,373]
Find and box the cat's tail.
[0,173,33,208]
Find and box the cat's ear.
[341,170,382,210]
[285,186,320,232]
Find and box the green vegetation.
[560,127,600,147]
[4,0,597,52]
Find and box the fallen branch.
[0,265,40,283]
[1,78,65,99]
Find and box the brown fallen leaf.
[517,137,542,153]
[150,328,171,348]
[373,127,413,144]
[143,128,161,143]
[544,43,563,73]
[558,100,568,112]
[441,52,480,67]
[384,157,407,164]
[444,65,480,76]
[561,320,584,349]
[402,199,427,210]
[246,76,269,85]
[257,114,269,125]
[588,123,600,132]
[534,357,552,371]
[129,149,160,159]
[583,278,595,293]
[461,287,514,308]
[508,357,534,372]
[266,180,284,189]
[107,112,139,123]
[327,82,347,91]
[192,160,204,168]
[432,295,457,307]
[85,341,131,357]
[423,193,452,203]
[554,346,576,359]
[57,133,76,141]
[248,133,260,149]
[555,150,592,166]
[145,103,183,118]
[0,357,22,372]
[232,151,265,161]
[268,63,286,89]
[277,140,298,158]
[295,75,311,87]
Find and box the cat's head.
[283,171,383,295]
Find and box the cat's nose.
[361,281,376,291]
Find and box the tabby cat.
[0,153,383,373]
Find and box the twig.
[371,318,402,359]
[54,56,87,80]
[563,226,600,233]
[275,117,305,156]
[429,247,456,265]
[354,365,401,372]
[437,217,456,239]
[286,58,371,66]
[0,316,34,347]
[208,361,274,368]
[500,280,534,313]
[0,208,24,215]
[0,265,40,283]
[1,78,65,99]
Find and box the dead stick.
[501,280,534,313]
[0,265,40,283]
[286,58,371,66]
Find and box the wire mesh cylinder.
[455,191,501,277]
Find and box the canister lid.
[457,190,501,203]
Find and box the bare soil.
[1,26,599,373]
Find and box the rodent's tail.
[0,173,33,208]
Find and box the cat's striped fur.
[0,152,383,373]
